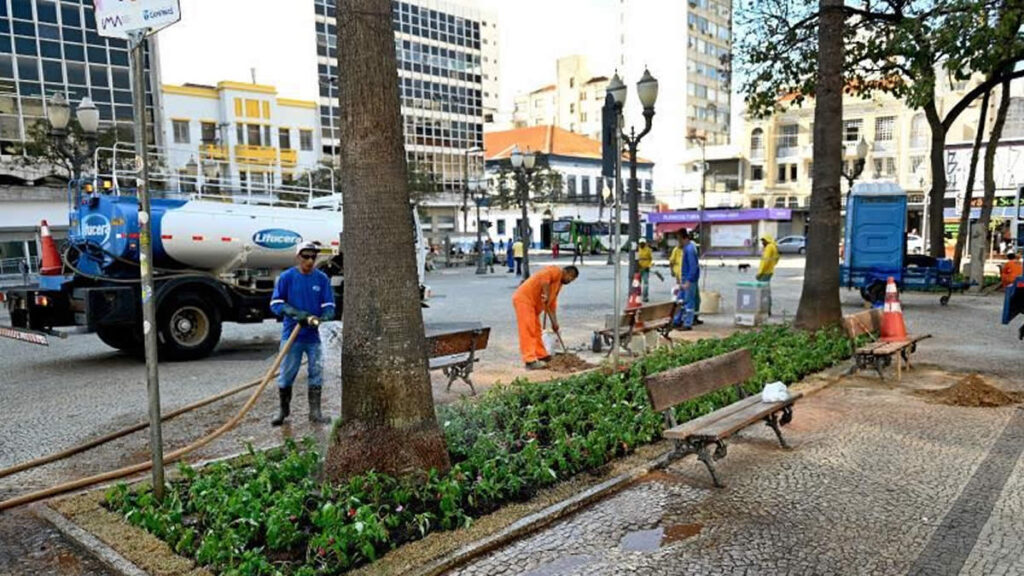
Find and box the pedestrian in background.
[513,239,524,276]
[573,241,585,266]
[672,230,700,331]
[757,235,780,282]
[637,237,653,302]
[552,242,560,259]
[269,241,335,426]
[506,240,515,273]
[484,239,496,273]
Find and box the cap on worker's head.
[638,238,647,244]
[295,240,321,255]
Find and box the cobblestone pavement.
[0,255,1019,573]
[455,374,1024,576]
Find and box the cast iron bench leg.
[765,411,790,449]
[694,440,726,488]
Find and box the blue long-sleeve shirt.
[270,267,336,343]
[681,242,700,283]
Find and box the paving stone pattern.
[455,381,1023,576]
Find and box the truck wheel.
[158,293,222,361]
[96,325,142,354]
[860,281,886,305]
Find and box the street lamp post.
[510,146,536,280]
[462,146,483,233]
[47,93,100,184]
[841,137,869,191]
[606,68,658,281]
[687,129,709,279]
[474,184,489,275]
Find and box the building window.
[790,164,798,181]
[300,129,314,151]
[201,122,217,143]
[245,99,261,118]
[910,155,925,175]
[234,98,243,116]
[247,124,262,146]
[581,175,590,196]
[236,123,245,144]
[566,175,576,196]
[569,78,575,88]
[774,196,787,208]
[873,157,897,177]
[843,119,862,143]
[279,128,292,150]
[909,113,927,148]
[777,164,787,182]
[172,120,190,144]
[788,196,799,208]
[750,198,765,208]
[569,103,575,114]
[751,165,764,181]
[497,219,506,235]
[776,124,798,151]
[750,128,764,158]
[875,116,895,141]
[1004,98,1024,139]
[263,125,272,147]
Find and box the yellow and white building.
[161,81,322,196]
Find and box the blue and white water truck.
[1,184,427,360]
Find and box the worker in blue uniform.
[269,241,335,425]
[672,230,700,331]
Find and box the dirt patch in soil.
[915,374,1024,407]
[662,522,703,544]
[545,353,595,373]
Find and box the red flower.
[347,508,357,518]
[317,547,326,557]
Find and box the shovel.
[543,312,569,354]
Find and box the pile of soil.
[916,374,1024,407]
[545,353,595,373]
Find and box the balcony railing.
[775,146,800,159]
[235,145,278,165]
[199,144,228,161]
[280,149,297,167]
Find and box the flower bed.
[106,326,853,575]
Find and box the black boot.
[271,387,292,426]
[308,387,330,424]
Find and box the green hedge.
[106,325,852,575]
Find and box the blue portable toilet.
[841,182,907,300]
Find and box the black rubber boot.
[308,387,330,424]
[271,386,292,426]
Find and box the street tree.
[969,77,1013,289]
[489,155,563,279]
[951,86,992,273]
[325,0,450,482]
[14,119,131,181]
[738,0,1024,258]
[793,0,845,331]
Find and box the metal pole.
[520,169,531,280]
[463,151,469,233]
[475,190,486,275]
[130,32,164,501]
[699,139,708,290]
[612,125,623,368]
[627,138,639,281]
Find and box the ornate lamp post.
[606,68,658,280]
[47,93,100,185]
[510,146,536,280]
[841,137,869,190]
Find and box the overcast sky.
[158,0,620,113]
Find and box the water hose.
[0,324,302,512]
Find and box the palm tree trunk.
[794,0,843,331]
[952,87,992,273]
[326,0,450,482]
[969,78,1012,291]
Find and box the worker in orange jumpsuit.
[513,265,579,369]
[1001,252,1022,289]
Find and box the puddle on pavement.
[619,522,704,552]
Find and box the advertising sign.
[93,0,181,39]
[711,224,754,248]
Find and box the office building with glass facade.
[0,0,162,154]
[314,0,498,235]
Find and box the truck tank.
[69,195,342,277]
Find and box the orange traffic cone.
[880,276,908,342]
[627,273,644,328]
[39,219,62,275]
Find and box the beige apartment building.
[512,55,608,140]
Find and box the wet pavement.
[0,508,112,576]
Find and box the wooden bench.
[426,326,490,395]
[591,301,677,354]
[842,309,931,381]
[643,348,801,487]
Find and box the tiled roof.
[484,125,652,164]
[531,84,556,94]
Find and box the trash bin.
[735,280,771,326]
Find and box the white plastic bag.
[761,381,790,403]
[542,330,559,357]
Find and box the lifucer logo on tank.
[253,229,302,250]
[82,214,111,244]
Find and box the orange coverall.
[512,266,563,364]
[1002,259,1022,288]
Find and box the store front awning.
[655,222,697,234]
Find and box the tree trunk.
[326,0,450,482]
[924,101,948,259]
[794,0,843,331]
[969,78,1012,291]
[952,88,992,274]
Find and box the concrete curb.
[413,450,674,576]
[32,502,148,576]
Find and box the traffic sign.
[93,0,181,39]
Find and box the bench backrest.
[842,309,881,341]
[638,301,676,323]
[643,348,755,413]
[426,327,491,358]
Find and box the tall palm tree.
[325,0,450,481]
[794,0,844,331]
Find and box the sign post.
[93,0,181,502]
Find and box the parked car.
[776,235,807,255]
[907,234,925,254]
